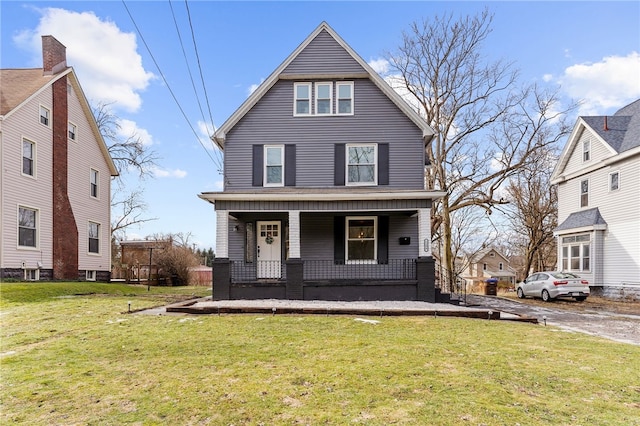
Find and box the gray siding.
[282,29,365,75]
[223,78,425,190]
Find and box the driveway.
[464,294,640,346]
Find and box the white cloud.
[151,167,187,179]
[557,52,640,115]
[248,78,265,96]
[368,57,390,75]
[14,7,154,113]
[118,119,153,146]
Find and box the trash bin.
[485,278,498,296]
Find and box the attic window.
[294,83,311,115]
[68,122,77,141]
[582,139,590,162]
[39,106,50,127]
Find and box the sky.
[2,1,639,252]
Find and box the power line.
[121,0,220,170]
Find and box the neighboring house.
[551,99,640,300]
[119,239,172,283]
[0,36,118,282]
[459,247,517,290]
[199,22,446,301]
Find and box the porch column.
[288,210,301,259]
[286,210,303,299]
[417,208,431,257]
[213,210,230,300]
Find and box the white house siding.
[562,127,615,177]
[66,81,112,273]
[1,88,55,272]
[557,149,640,286]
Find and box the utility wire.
[121,0,220,169]
[184,0,217,141]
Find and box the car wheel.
[542,289,551,302]
[517,288,525,299]
[575,296,586,302]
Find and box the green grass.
[1,283,639,425]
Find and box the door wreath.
[265,235,274,244]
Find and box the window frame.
[582,139,591,162]
[88,221,100,255]
[90,168,99,198]
[263,145,284,187]
[18,206,38,249]
[22,138,36,178]
[314,82,333,115]
[336,82,354,115]
[24,269,40,281]
[346,143,377,186]
[345,216,377,263]
[293,82,312,116]
[68,121,77,141]
[39,105,50,127]
[580,179,589,208]
[86,270,96,281]
[561,234,591,272]
[609,171,620,191]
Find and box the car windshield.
[551,272,580,279]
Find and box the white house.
[551,99,640,300]
[0,36,118,281]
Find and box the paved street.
[464,294,640,346]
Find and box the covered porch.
[200,189,447,302]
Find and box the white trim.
[288,210,301,258]
[263,145,284,187]
[88,220,101,255]
[417,208,431,256]
[216,210,229,258]
[314,82,333,115]
[17,205,39,250]
[39,104,51,128]
[336,81,354,115]
[200,190,447,203]
[90,168,99,199]
[580,178,589,208]
[609,170,620,192]
[68,121,78,142]
[345,216,377,262]
[346,143,377,186]
[582,138,591,162]
[293,82,312,116]
[86,270,96,281]
[21,137,36,179]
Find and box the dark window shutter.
[334,216,345,264]
[378,216,389,264]
[285,144,296,186]
[252,145,263,186]
[334,144,345,186]
[378,143,389,186]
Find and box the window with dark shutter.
[334,144,345,186]
[252,145,263,186]
[285,145,296,186]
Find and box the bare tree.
[388,9,577,291]
[503,148,558,279]
[93,101,159,240]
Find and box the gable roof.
[552,99,640,183]
[555,207,607,233]
[468,246,509,264]
[0,66,118,176]
[212,21,434,148]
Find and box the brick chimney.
[42,35,67,75]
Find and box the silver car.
[516,271,590,302]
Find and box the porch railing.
[230,261,286,283]
[304,259,416,281]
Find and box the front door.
[257,221,282,279]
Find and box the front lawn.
[1,282,639,425]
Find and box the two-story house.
[551,99,640,300]
[459,247,517,292]
[199,22,446,302]
[0,36,118,282]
